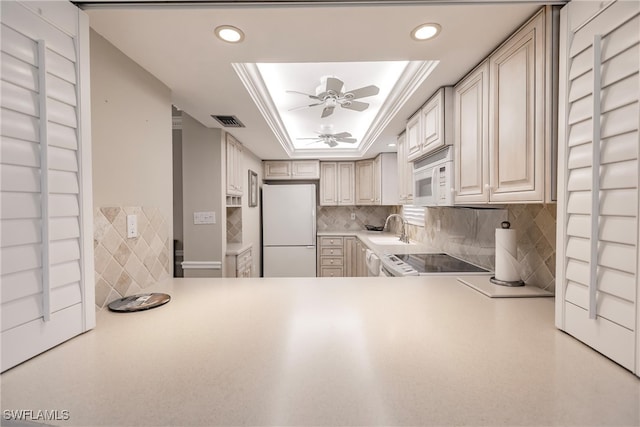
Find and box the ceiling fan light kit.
[288,76,380,118]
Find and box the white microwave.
[413,146,454,206]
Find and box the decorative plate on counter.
[108,293,171,312]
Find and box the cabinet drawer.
[320,247,343,257]
[320,267,344,277]
[319,237,344,246]
[321,257,343,267]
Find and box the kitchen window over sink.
[402,205,425,227]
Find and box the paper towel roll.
[495,228,520,282]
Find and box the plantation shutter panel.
[556,0,639,373]
[1,0,94,372]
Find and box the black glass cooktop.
[393,253,489,274]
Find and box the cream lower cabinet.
[355,239,369,277]
[344,237,357,277]
[225,246,253,278]
[556,0,640,375]
[318,236,344,277]
[320,162,355,206]
[317,236,362,277]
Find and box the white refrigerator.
[262,184,317,277]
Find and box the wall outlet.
[193,211,216,225]
[350,213,356,220]
[126,214,138,238]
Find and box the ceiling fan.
[297,131,357,148]
[288,76,380,118]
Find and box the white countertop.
[2,277,638,426]
[318,230,439,255]
[225,242,253,256]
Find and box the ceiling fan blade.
[297,137,323,140]
[321,106,335,118]
[341,100,369,112]
[331,132,352,139]
[335,137,357,143]
[326,140,338,148]
[345,85,380,99]
[289,102,323,111]
[286,90,321,100]
[325,77,344,95]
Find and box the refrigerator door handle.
[311,198,316,245]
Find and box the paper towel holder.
[490,221,525,287]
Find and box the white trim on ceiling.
[233,60,438,159]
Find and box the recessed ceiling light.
[388,143,396,147]
[215,25,244,43]
[411,23,441,41]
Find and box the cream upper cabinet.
[263,160,291,179]
[408,87,453,162]
[226,134,243,196]
[355,153,398,206]
[292,160,320,179]
[406,111,421,160]
[320,162,338,205]
[320,162,355,206]
[337,162,355,205]
[454,61,490,204]
[264,160,319,180]
[452,7,555,205]
[355,159,375,205]
[488,9,546,202]
[397,133,412,205]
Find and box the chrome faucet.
[384,214,410,244]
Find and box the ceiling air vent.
[212,115,245,128]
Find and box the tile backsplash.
[317,206,394,231]
[397,204,557,291]
[93,206,172,310]
[227,207,242,243]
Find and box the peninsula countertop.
[2,276,638,426]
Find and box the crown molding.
[233,60,438,159]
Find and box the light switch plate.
[193,211,216,225]
[127,214,138,238]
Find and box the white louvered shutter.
[556,0,639,373]
[1,0,94,372]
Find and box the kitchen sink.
[367,236,416,245]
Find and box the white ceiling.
[81,0,559,160]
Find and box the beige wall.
[241,148,263,276]
[90,30,174,308]
[90,30,172,216]
[181,113,224,277]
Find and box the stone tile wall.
[93,207,172,310]
[226,207,242,243]
[396,204,557,291]
[317,206,394,232]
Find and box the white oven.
[413,146,453,206]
